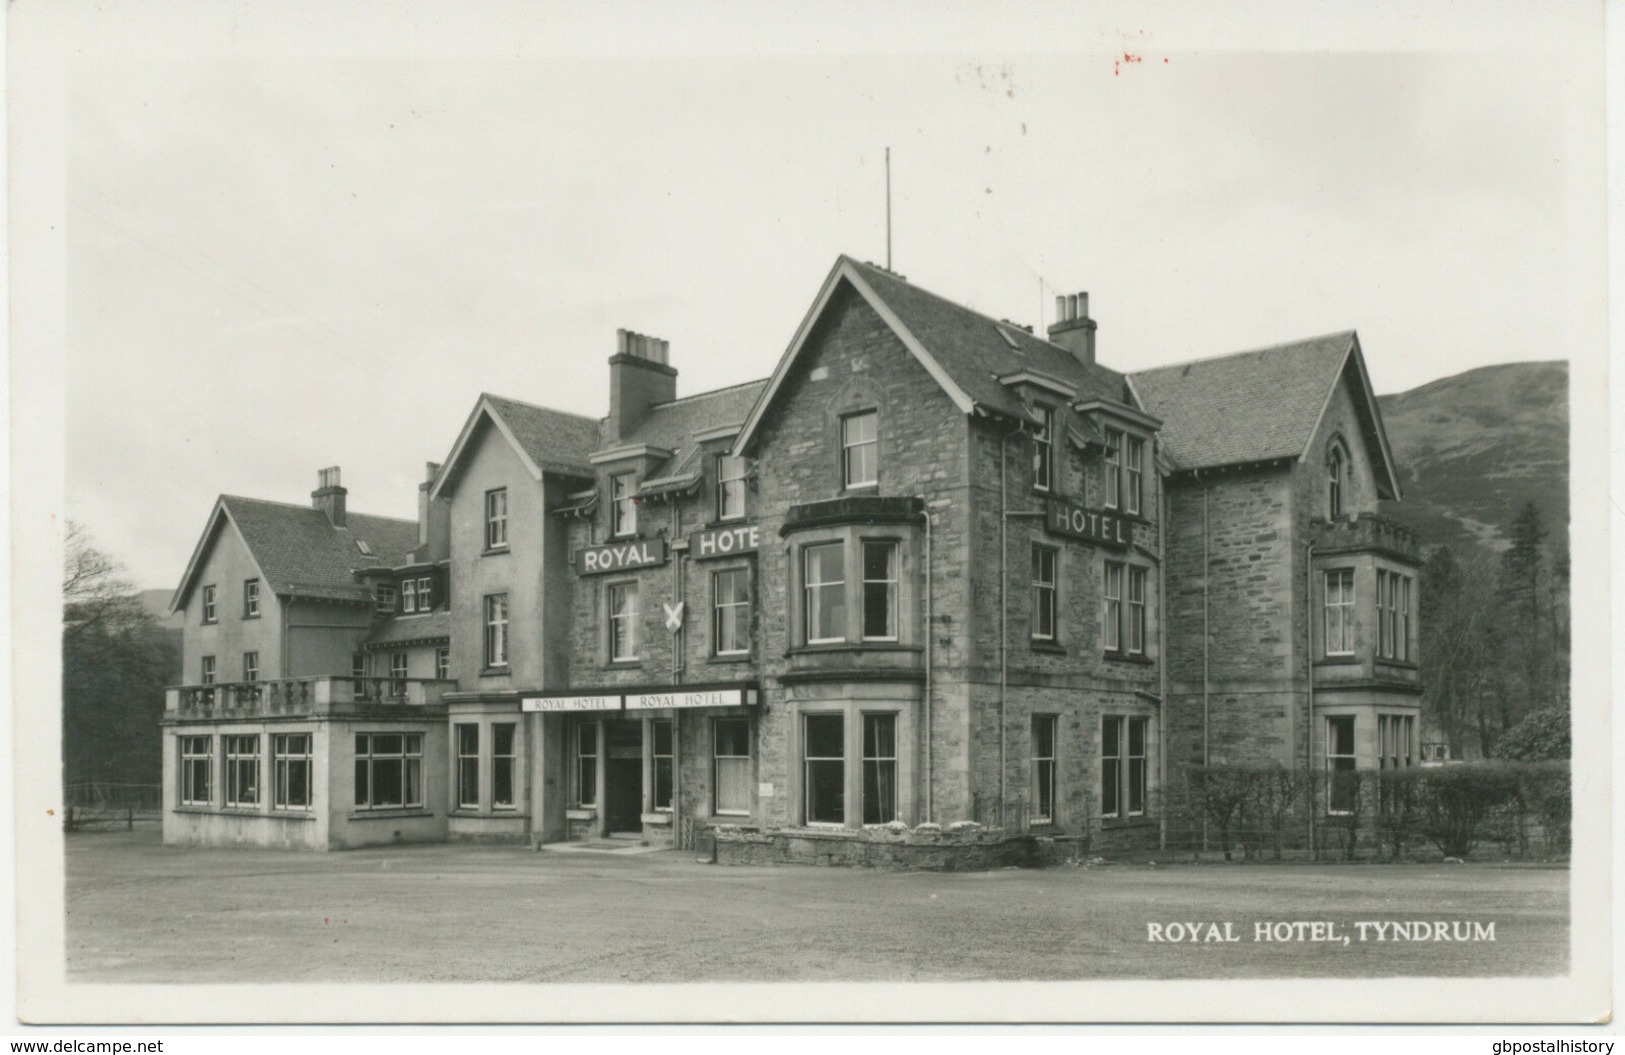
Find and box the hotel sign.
[689,523,760,560]
[576,537,669,576]
[627,688,759,710]
[1044,498,1133,549]
[522,694,622,713]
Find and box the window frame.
[1126,565,1147,656]
[610,472,638,538]
[1326,716,1357,815]
[272,732,312,811]
[455,723,480,810]
[574,721,598,808]
[840,410,879,490]
[1032,715,1058,825]
[1032,404,1055,493]
[860,540,900,642]
[401,578,418,614]
[1328,444,1346,519]
[224,734,260,809]
[180,735,213,806]
[1324,569,1356,656]
[1031,544,1058,644]
[1123,433,1145,515]
[200,655,216,686]
[484,593,509,669]
[607,580,640,662]
[715,454,748,521]
[243,579,260,619]
[353,732,424,811]
[860,712,898,825]
[390,651,409,696]
[802,542,847,646]
[1101,715,1150,821]
[417,575,433,611]
[485,488,509,550]
[1103,561,1124,653]
[375,583,397,614]
[650,718,674,812]
[712,717,752,816]
[435,646,451,681]
[802,712,846,826]
[1103,429,1122,510]
[712,566,752,657]
[201,584,218,624]
[241,651,259,683]
[492,722,517,810]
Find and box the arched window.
[1327,442,1346,519]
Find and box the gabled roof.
[170,497,418,611]
[1126,331,1401,498]
[430,393,601,499]
[735,256,1131,453]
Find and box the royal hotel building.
[161,256,1421,852]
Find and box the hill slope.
[1378,361,1568,555]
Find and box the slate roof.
[1127,332,1356,471]
[364,610,451,648]
[481,395,601,477]
[194,497,418,605]
[617,379,768,494]
[844,258,1133,414]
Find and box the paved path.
[66,830,1568,983]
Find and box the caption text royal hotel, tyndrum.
[160,256,1422,855]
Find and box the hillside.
[1378,361,1568,556]
[137,588,187,630]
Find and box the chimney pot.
[1054,295,1067,322]
[312,465,347,527]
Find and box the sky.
[53,5,1603,590]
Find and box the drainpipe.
[1196,468,1210,852]
[1306,539,1316,855]
[1157,451,1169,851]
[997,419,1026,825]
[916,496,934,823]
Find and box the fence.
[1161,761,1570,863]
[62,782,163,832]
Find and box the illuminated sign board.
[689,523,760,560]
[575,537,669,576]
[1044,498,1133,548]
[626,688,759,710]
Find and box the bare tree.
[62,520,147,644]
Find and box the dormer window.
[610,472,638,537]
[841,411,878,490]
[1103,427,1144,515]
[716,455,748,521]
[1328,443,1346,519]
[417,575,433,611]
[1032,405,1055,493]
[375,584,397,614]
[401,579,418,613]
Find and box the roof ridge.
[220,494,415,527]
[1129,330,1357,378]
[842,257,1073,358]
[481,392,601,423]
[648,376,771,410]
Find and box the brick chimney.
[312,466,347,527]
[1048,292,1097,367]
[608,328,677,441]
[416,461,450,560]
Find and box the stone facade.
[161,256,1421,860]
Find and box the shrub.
[1414,762,1519,857]
[1493,707,1570,762]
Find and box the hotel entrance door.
[603,719,643,833]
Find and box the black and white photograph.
[7,0,1615,1031]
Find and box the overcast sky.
[57,6,1600,589]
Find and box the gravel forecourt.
[66,829,1568,984]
